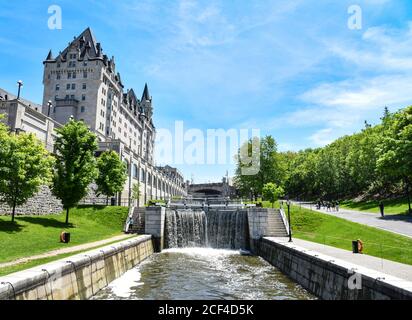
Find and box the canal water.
[91,248,315,300]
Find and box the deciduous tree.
[95,150,127,205]
[52,120,98,224]
[0,132,54,221]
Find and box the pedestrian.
[379,201,385,217]
[336,200,339,212]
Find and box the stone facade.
[41,27,186,206]
[0,27,187,213]
[0,186,62,216]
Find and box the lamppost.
[17,80,23,99]
[47,100,53,117]
[287,199,292,242]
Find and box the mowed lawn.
[341,198,411,215]
[0,206,128,264]
[290,205,412,265]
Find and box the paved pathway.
[294,202,412,238]
[0,234,136,269]
[272,237,412,282]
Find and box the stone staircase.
[125,207,145,234]
[265,209,289,237]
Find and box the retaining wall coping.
[0,235,152,299]
[262,237,412,297]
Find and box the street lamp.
[17,80,23,99]
[47,100,53,117]
[287,199,292,242]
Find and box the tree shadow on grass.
[18,217,74,229]
[77,205,107,211]
[380,212,412,223]
[0,220,25,233]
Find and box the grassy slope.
[341,198,411,215]
[0,236,134,277]
[0,206,128,264]
[252,201,412,265]
[289,205,412,265]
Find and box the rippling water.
[92,248,315,300]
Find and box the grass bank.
[0,235,136,277]
[0,206,128,265]
[251,201,412,265]
[341,198,411,215]
[290,205,412,265]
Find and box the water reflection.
[92,248,315,300]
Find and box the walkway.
[0,234,136,269]
[271,237,412,283]
[294,202,412,238]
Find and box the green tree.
[234,136,284,198]
[96,151,127,205]
[0,132,54,221]
[131,183,141,206]
[377,106,412,214]
[262,182,285,208]
[52,120,98,224]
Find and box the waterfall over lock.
[164,209,249,250]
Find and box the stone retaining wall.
[256,237,412,300]
[145,206,165,252]
[0,183,110,216]
[0,235,154,300]
[0,185,62,216]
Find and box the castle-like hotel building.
[0,28,186,209]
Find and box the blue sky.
[1,0,412,182]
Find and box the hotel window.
[57,63,61,68]
[82,83,86,90]
[81,106,85,113]
[68,72,72,79]
[82,95,86,101]
[73,72,76,79]
[57,73,61,80]
[83,71,87,78]
[83,61,88,66]
[55,84,60,91]
[66,84,70,90]
[71,83,75,90]
[133,165,138,179]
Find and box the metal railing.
[279,208,290,236]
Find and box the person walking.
[336,200,339,212]
[379,201,385,218]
